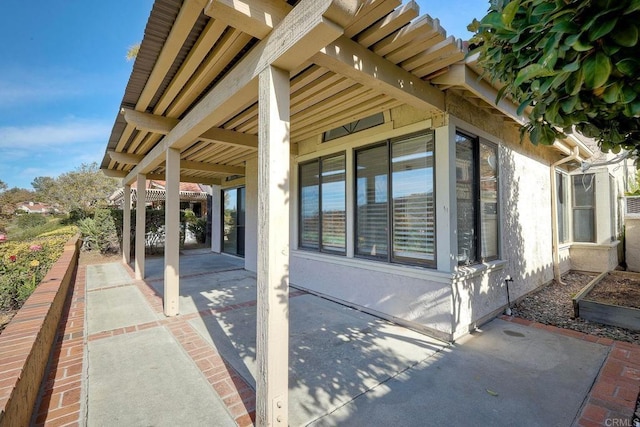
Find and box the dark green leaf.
[566,67,585,95]
[532,2,556,16]
[602,82,621,104]
[540,124,557,145]
[583,52,612,89]
[624,0,640,14]
[620,86,637,104]
[516,97,533,116]
[611,24,638,47]
[616,58,640,77]
[515,64,555,86]
[562,59,580,72]
[572,38,594,52]
[561,95,579,113]
[589,17,618,41]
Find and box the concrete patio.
[34,250,640,426]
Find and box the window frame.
[298,152,347,255]
[571,173,596,243]
[455,130,500,265]
[353,130,437,268]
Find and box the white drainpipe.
[550,146,580,283]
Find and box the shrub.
[78,208,118,253]
[0,235,71,311]
[187,217,207,244]
[16,214,47,230]
[111,208,187,255]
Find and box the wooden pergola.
[100,1,591,424]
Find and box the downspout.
[550,146,580,284]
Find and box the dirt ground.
[512,271,640,344]
[587,273,640,309]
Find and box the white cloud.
[0,119,111,149]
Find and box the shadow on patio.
[82,250,610,426]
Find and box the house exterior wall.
[627,217,640,272]
[285,98,563,340]
[239,95,619,340]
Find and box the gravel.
[511,271,640,345]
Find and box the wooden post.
[122,184,131,265]
[135,174,147,280]
[256,64,290,427]
[164,148,181,316]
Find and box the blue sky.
[0,0,489,190]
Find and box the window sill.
[569,241,620,250]
[291,250,453,284]
[453,260,507,280]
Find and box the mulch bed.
[587,273,640,310]
[511,271,640,345]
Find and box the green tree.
[45,162,119,214]
[470,0,640,162]
[31,176,56,202]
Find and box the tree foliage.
[34,162,119,214]
[469,0,640,161]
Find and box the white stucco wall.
[627,217,640,272]
[290,252,453,340]
[570,243,619,272]
[500,143,555,299]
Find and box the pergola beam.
[313,36,445,111]
[121,108,180,135]
[432,63,524,124]
[107,150,145,165]
[102,169,128,178]
[146,173,222,185]
[204,0,291,40]
[200,127,259,150]
[123,0,357,186]
[180,160,245,175]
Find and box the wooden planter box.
[572,271,640,331]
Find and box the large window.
[456,131,499,265]
[572,174,595,242]
[222,187,245,257]
[556,172,570,244]
[355,131,435,266]
[299,154,346,254]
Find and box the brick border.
[0,235,81,427]
[33,264,87,426]
[499,315,640,426]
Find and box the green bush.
[16,214,47,230]
[79,208,118,253]
[0,234,73,311]
[7,217,71,242]
[187,217,207,244]
[110,208,187,255]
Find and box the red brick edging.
[33,263,87,426]
[499,315,640,426]
[0,235,81,427]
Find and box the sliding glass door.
[222,187,245,257]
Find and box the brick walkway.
[31,266,639,426]
[500,315,640,426]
